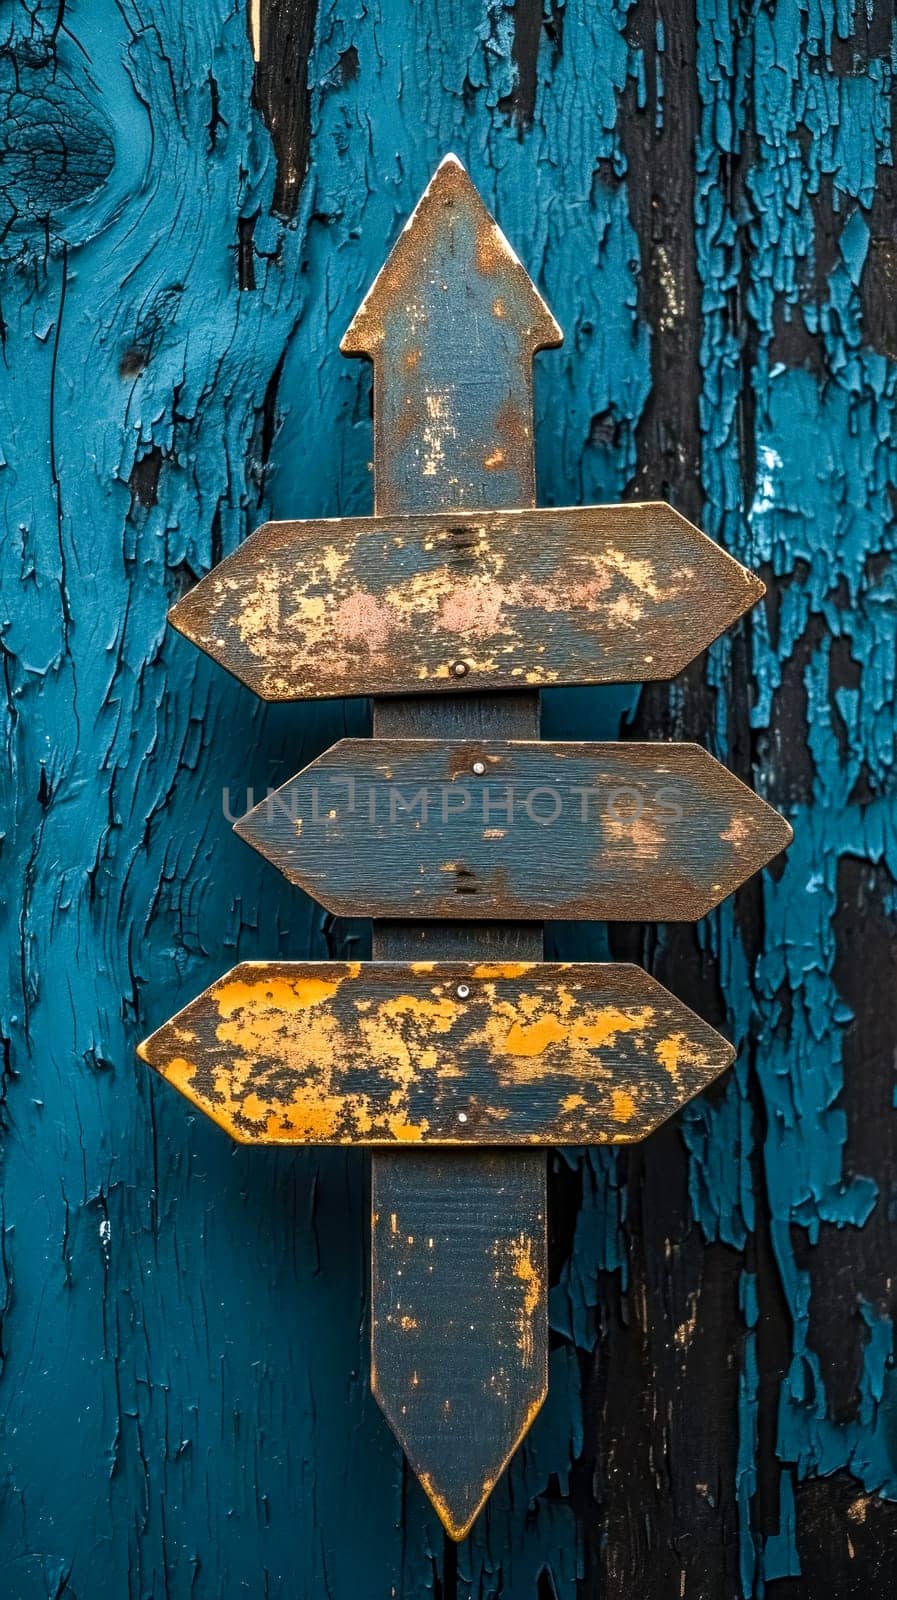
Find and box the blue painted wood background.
[2,0,896,1595]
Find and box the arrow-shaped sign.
[168,503,764,700]
[137,961,735,1145]
[342,155,561,517]
[235,737,792,922]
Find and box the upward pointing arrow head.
[342,153,562,516]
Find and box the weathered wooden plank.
[167,502,764,699]
[235,737,793,921]
[371,1150,547,1542]
[137,960,735,1146]
[345,153,554,1540]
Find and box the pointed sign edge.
[340,151,563,357]
[374,1371,549,1542]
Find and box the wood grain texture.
[138,960,735,1145]
[168,502,764,698]
[236,736,793,920]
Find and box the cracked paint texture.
[1,0,895,1596]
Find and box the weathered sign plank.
[167,503,764,700]
[137,960,734,1146]
[235,737,793,921]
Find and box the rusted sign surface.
[372,1148,547,1540]
[236,737,793,921]
[168,503,764,700]
[138,960,734,1146]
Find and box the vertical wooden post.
[342,154,561,1538]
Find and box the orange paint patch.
[387,1116,426,1142]
[501,1005,649,1058]
[655,1031,693,1083]
[470,962,533,980]
[611,1087,636,1123]
[160,1055,198,1095]
[215,974,343,1014]
[491,1230,544,1368]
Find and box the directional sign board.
[235,738,793,922]
[138,961,735,1146]
[143,154,793,1543]
[168,503,764,700]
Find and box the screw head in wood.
[452,660,469,677]
[456,983,470,999]
[471,761,485,775]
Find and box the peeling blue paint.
[1,0,895,1594]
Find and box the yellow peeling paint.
[501,1004,650,1058]
[611,1087,636,1123]
[320,544,351,583]
[510,1233,540,1320]
[388,1117,426,1142]
[214,974,343,1015]
[143,964,729,1148]
[375,993,460,1032]
[491,1230,543,1368]
[161,1055,199,1097]
[655,1030,700,1084]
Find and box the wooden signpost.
[141,155,792,1540]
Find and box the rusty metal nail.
[456,983,470,999]
[452,661,468,677]
[472,761,485,776]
